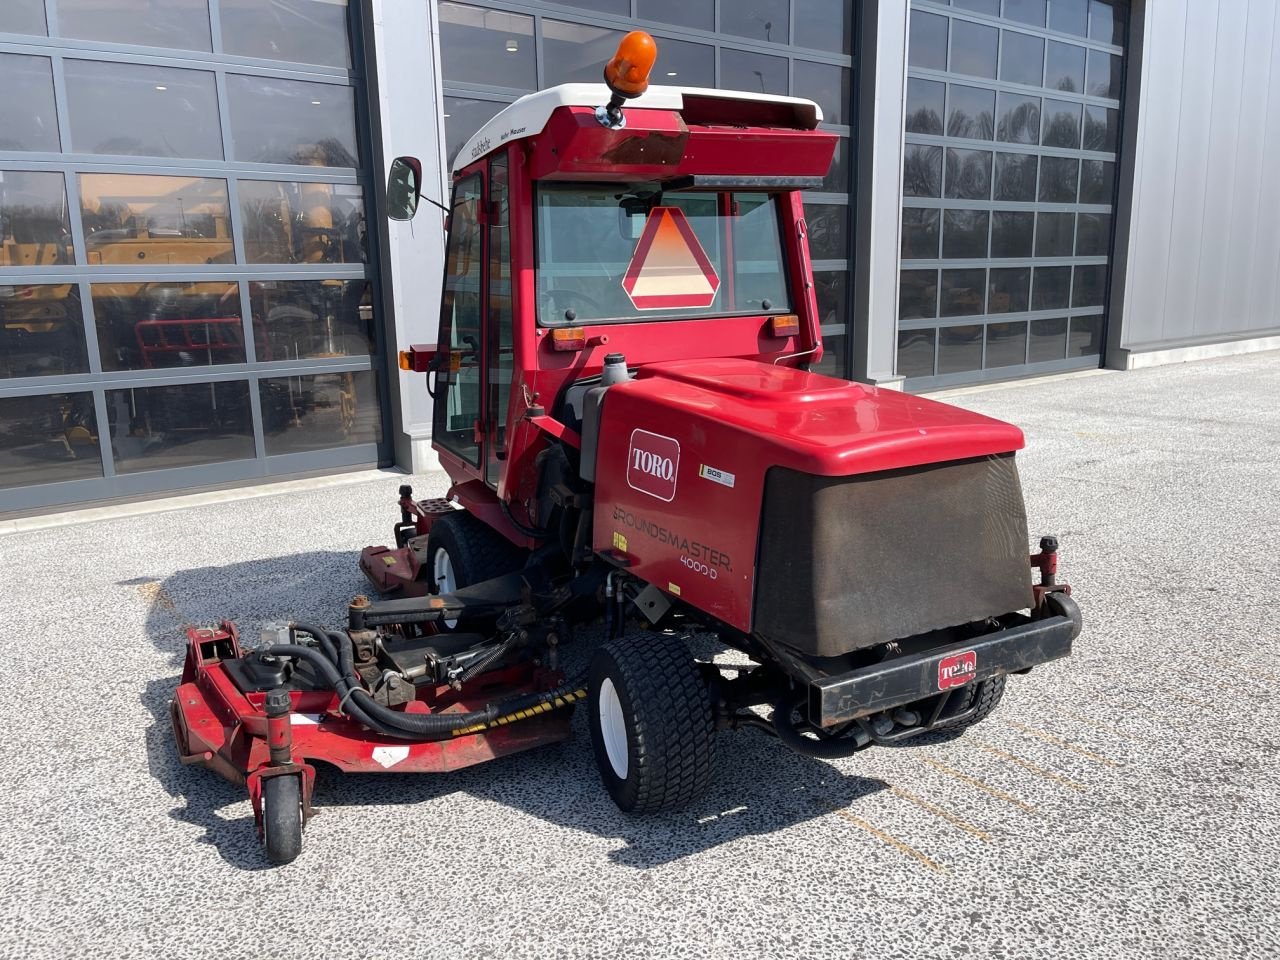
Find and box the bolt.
[350,594,370,609]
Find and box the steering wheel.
[541,288,608,320]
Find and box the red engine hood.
[621,358,1024,476]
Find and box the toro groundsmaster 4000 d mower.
[170,31,1079,863]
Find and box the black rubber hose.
[262,643,384,733]
[772,694,871,759]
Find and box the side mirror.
[386,157,422,221]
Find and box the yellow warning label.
[668,582,682,596]
[382,556,397,566]
[612,531,628,552]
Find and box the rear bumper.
[809,614,1078,727]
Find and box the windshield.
[535,183,791,325]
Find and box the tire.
[425,510,525,593]
[262,775,303,865]
[934,675,1007,731]
[588,633,716,813]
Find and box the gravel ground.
[1,352,1277,960]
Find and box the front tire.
[588,634,716,813]
[426,511,525,628]
[261,775,303,865]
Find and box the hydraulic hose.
[772,694,871,759]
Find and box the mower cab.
[171,31,1079,864]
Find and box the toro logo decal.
[938,650,977,691]
[627,429,680,502]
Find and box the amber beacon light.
[597,30,658,128]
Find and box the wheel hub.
[597,677,629,779]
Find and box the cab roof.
[451,83,824,174]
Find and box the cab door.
[484,154,514,490]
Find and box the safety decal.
[698,464,735,488]
[668,582,682,597]
[938,651,977,691]
[289,713,323,726]
[627,428,680,502]
[372,745,411,768]
[612,531,629,552]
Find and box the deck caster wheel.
[262,775,303,865]
[588,633,716,814]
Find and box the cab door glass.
[433,174,483,467]
[486,154,513,490]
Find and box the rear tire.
[588,634,716,813]
[261,775,303,865]
[934,675,1007,731]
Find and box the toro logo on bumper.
[938,650,977,690]
[627,429,680,502]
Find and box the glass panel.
[1086,50,1122,100]
[1041,98,1082,148]
[944,148,992,200]
[988,267,1030,313]
[64,61,222,160]
[941,269,986,317]
[106,381,255,473]
[986,320,1028,367]
[1069,314,1103,355]
[260,370,381,455]
[794,60,849,125]
[994,152,1038,201]
[1080,159,1115,204]
[221,0,351,68]
[638,0,713,32]
[92,281,243,371]
[901,208,940,260]
[950,20,999,80]
[733,194,791,309]
[227,75,359,167]
[0,55,59,153]
[1046,40,1086,92]
[991,211,1034,257]
[655,37,715,89]
[79,174,231,267]
[250,279,373,360]
[0,393,102,489]
[435,177,482,465]
[721,0,789,44]
[795,0,853,55]
[0,285,88,378]
[804,203,848,260]
[1076,212,1110,256]
[1029,316,1068,362]
[1049,0,1089,37]
[996,92,1041,143]
[1083,105,1118,152]
[1089,0,1125,45]
[240,181,366,265]
[903,144,943,198]
[955,0,1000,13]
[720,48,788,95]
[1000,31,1044,87]
[58,0,212,52]
[822,138,850,193]
[947,85,995,140]
[897,327,936,378]
[1,172,74,267]
[438,3,535,89]
[899,269,938,320]
[938,324,983,374]
[1035,211,1074,257]
[1005,0,1047,28]
[906,79,945,135]
[1032,265,1071,310]
[813,334,847,379]
[556,0,627,12]
[909,11,948,72]
[543,20,622,86]
[443,97,505,170]
[942,209,990,259]
[1072,264,1106,307]
[1039,155,1079,202]
[814,270,848,328]
[0,0,47,36]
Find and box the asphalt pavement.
[1,351,1277,960]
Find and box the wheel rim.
[598,677,629,780]
[433,547,459,628]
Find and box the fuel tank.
[590,359,1033,649]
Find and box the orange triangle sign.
[621,207,721,310]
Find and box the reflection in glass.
[1046,41,1086,92]
[555,0,627,11]
[954,0,999,13]
[795,0,852,55]
[1080,160,1116,204]
[0,172,74,267]
[107,381,255,474]
[938,324,983,374]
[794,60,849,125]
[251,279,373,361]
[59,0,212,51]
[909,11,948,72]
[945,148,992,200]
[0,55,59,153]
[1083,106,1118,152]
[260,370,381,455]
[986,321,1028,367]
[1076,212,1111,257]
[1069,314,1103,356]
[1087,51,1122,100]
[1005,0,1047,28]
[1032,265,1072,310]
[227,75,359,167]
[941,269,986,317]
[943,210,989,259]
[947,85,995,140]
[0,1,47,36]
[543,20,624,86]
[720,48,788,95]
[996,92,1041,144]
[1050,0,1089,37]
[79,174,231,266]
[0,286,88,379]
[0,393,102,489]
[1089,1,1125,45]
[897,328,936,378]
[814,271,849,329]
[901,208,940,260]
[988,267,1031,313]
[1073,265,1106,307]
[240,181,366,265]
[221,0,351,67]
[1000,31,1044,87]
[1041,99,1082,148]
[1039,156,1079,203]
[638,0,713,32]
[904,145,943,198]
[813,334,847,379]
[438,3,536,89]
[65,61,222,159]
[654,36,715,89]
[720,0,789,44]
[92,281,243,371]
[900,270,938,320]
[994,152,1038,201]
[991,211,1034,258]
[950,20,998,80]
[444,97,506,169]
[1029,316,1068,362]
[823,139,850,193]
[906,79,945,135]
[1035,212,1075,257]
[805,205,848,260]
